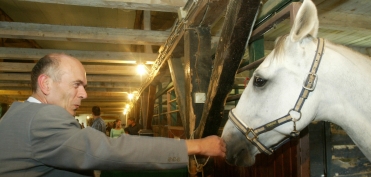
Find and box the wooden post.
[184,27,212,177]
[145,85,156,130]
[168,57,189,137]
[140,90,148,126]
[184,27,212,136]
[157,84,163,125]
[196,0,261,138]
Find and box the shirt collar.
[26,97,41,103]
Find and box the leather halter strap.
[228,38,325,155]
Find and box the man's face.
[47,57,87,115]
[127,119,133,126]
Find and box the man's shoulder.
[98,117,105,124]
[9,102,67,114]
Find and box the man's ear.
[38,74,51,95]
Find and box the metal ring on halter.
[288,109,302,122]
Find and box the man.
[91,106,106,134]
[0,53,226,176]
[126,117,143,135]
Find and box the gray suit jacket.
[0,102,188,176]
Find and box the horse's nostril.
[234,148,245,159]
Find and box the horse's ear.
[290,0,319,42]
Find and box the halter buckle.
[303,73,318,91]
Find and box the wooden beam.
[0,95,18,104]
[138,0,229,96]
[197,0,261,138]
[184,27,212,138]
[18,0,187,12]
[318,11,371,33]
[0,47,158,64]
[0,94,130,104]
[85,82,141,89]
[0,22,169,45]
[0,73,242,87]
[86,75,142,83]
[0,62,138,75]
[0,90,128,98]
[168,57,188,136]
[140,90,149,126]
[79,101,129,107]
[145,85,156,130]
[0,81,30,87]
[143,11,153,53]
[77,111,121,116]
[183,0,228,26]
[0,73,143,84]
[77,107,126,112]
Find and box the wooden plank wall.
[309,122,371,176]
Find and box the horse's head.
[222,0,323,166]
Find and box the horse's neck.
[316,42,371,159]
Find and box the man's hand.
[185,135,226,158]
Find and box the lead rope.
[187,130,211,177]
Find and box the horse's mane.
[272,34,289,59]
[326,40,371,62]
[272,34,371,63]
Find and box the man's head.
[127,117,135,126]
[92,106,101,116]
[31,53,88,116]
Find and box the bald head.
[31,53,83,93]
[30,53,88,115]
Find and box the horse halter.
[228,38,325,155]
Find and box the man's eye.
[253,76,267,87]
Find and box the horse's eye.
[253,76,267,87]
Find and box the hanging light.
[128,93,134,100]
[136,64,147,75]
[123,109,128,115]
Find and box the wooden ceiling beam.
[17,0,187,12]
[0,47,158,64]
[0,22,221,49]
[0,90,129,98]
[0,95,132,103]
[77,107,126,112]
[0,73,142,83]
[0,62,139,75]
[0,22,170,45]
[0,95,19,104]
[318,11,371,33]
[79,101,129,107]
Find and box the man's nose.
[79,87,88,99]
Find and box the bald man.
[0,53,226,176]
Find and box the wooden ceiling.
[1,0,371,118]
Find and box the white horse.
[221,0,371,167]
